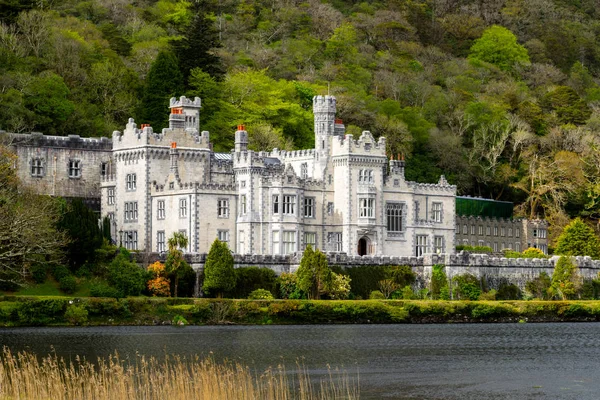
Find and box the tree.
[165,232,190,298]
[550,256,581,300]
[108,248,146,297]
[296,245,332,300]
[555,218,600,259]
[139,51,184,131]
[58,198,103,271]
[468,25,530,71]
[525,272,551,300]
[203,238,235,298]
[172,0,224,85]
[147,261,171,297]
[0,145,66,287]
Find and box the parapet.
[7,132,112,151]
[169,96,201,109]
[313,95,336,114]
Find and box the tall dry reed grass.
[0,348,358,400]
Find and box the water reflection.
[1,323,599,399]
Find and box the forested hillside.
[3,0,600,242]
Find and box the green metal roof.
[456,196,513,219]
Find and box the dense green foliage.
[165,232,192,297]
[296,245,331,300]
[555,218,600,258]
[229,267,278,298]
[6,1,600,240]
[550,256,581,300]
[203,239,236,298]
[430,264,449,300]
[58,199,104,271]
[107,249,146,297]
[6,297,600,326]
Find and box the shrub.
[108,249,146,297]
[248,289,274,300]
[456,245,492,253]
[90,281,122,298]
[203,239,236,298]
[452,274,482,300]
[172,314,188,325]
[525,272,552,300]
[478,289,497,301]
[343,266,389,299]
[278,273,305,299]
[430,264,448,299]
[550,256,582,300]
[147,262,170,297]
[17,299,67,325]
[64,304,88,325]
[52,265,71,281]
[369,290,385,299]
[230,267,277,298]
[327,273,351,300]
[401,286,414,299]
[59,275,77,294]
[521,248,547,258]
[497,283,521,300]
[439,286,450,300]
[30,264,47,284]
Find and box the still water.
[1,323,600,399]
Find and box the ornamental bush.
[550,256,582,300]
[64,304,88,325]
[203,239,236,298]
[248,289,274,300]
[107,249,146,297]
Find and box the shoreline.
[2,296,600,327]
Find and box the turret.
[313,95,337,180]
[168,96,201,131]
[235,124,248,152]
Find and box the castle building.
[6,132,112,211]
[101,95,457,257]
[454,196,549,254]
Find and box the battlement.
[313,95,336,113]
[332,131,387,156]
[406,175,456,194]
[7,132,112,151]
[170,96,201,109]
[273,149,315,160]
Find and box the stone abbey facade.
[101,95,457,257]
[3,94,550,260]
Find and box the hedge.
[2,296,600,326]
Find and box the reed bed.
[0,349,358,400]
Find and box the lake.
[1,323,599,399]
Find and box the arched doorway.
[358,237,368,256]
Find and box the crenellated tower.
[313,95,336,180]
[168,96,201,132]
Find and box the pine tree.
[203,239,235,297]
[550,256,581,300]
[555,218,600,259]
[296,245,332,300]
[173,0,224,86]
[139,51,184,130]
[58,199,103,271]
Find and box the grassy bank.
[0,349,356,400]
[3,296,600,326]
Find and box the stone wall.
[136,251,600,294]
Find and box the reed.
[0,348,358,400]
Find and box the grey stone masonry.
[3,131,113,211]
